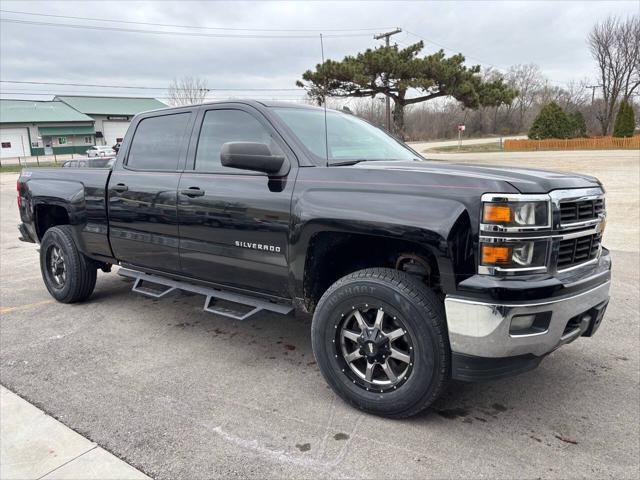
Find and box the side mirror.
[220,142,286,175]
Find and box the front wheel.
[40,225,97,303]
[311,268,450,418]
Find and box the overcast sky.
[1,0,638,103]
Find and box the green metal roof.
[55,96,167,115]
[0,100,94,123]
[39,126,96,136]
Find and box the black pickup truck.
[17,101,611,418]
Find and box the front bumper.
[445,279,610,380]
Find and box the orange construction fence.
[504,135,640,151]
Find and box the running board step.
[118,268,293,321]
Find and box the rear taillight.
[16,181,21,208]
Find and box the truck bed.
[18,167,114,260]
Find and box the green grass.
[428,143,504,153]
[0,162,62,173]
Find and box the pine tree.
[568,111,588,138]
[528,102,572,139]
[297,42,517,138]
[612,101,635,138]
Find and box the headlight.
[482,201,549,228]
[480,240,548,272]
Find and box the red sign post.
[457,124,465,149]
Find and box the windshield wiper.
[328,159,371,166]
[329,158,421,166]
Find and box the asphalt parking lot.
[1,150,639,479]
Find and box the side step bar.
[118,268,293,321]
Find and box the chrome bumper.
[444,281,610,358]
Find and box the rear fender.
[26,179,89,252]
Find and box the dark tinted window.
[195,109,280,172]
[127,113,190,170]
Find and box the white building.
[55,96,167,146]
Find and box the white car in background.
[86,145,115,157]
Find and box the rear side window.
[195,109,280,172]
[127,113,190,170]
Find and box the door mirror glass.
[220,142,285,175]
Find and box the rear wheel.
[40,225,97,303]
[311,268,450,418]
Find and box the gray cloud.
[1,0,638,101]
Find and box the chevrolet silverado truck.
[16,101,611,418]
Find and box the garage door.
[0,128,30,159]
[102,121,130,146]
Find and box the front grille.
[557,233,601,269]
[560,198,604,224]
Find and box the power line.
[0,91,160,97]
[0,90,306,100]
[585,84,602,104]
[0,9,392,33]
[0,18,375,39]
[404,29,509,72]
[404,29,569,86]
[0,80,300,92]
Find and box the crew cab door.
[177,105,296,297]
[108,110,194,273]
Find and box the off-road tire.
[40,225,97,303]
[311,268,450,418]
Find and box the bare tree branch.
[167,76,209,106]
[588,14,639,135]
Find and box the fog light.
[510,314,536,333]
[509,312,551,336]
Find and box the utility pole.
[374,27,402,132]
[585,84,602,104]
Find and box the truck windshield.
[271,107,420,165]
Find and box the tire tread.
[313,267,450,418]
[40,225,97,303]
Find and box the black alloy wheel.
[312,268,450,418]
[40,225,97,303]
[337,305,414,393]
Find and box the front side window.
[195,109,280,172]
[271,107,419,164]
[127,113,190,170]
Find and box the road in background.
[1,151,638,479]
[408,135,526,150]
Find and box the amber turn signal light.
[481,245,512,265]
[483,204,512,223]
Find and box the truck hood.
[355,160,602,193]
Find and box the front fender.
[289,186,470,296]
